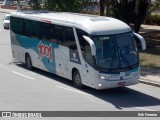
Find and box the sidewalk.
[0,6,16,13]
[0,7,160,87]
[140,24,160,33]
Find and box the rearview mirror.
[134,33,146,50]
[83,36,96,56]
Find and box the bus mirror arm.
[134,33,146,50]
[83,36,96,56]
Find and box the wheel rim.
[75,73,81,84]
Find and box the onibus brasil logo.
[38,42,53,62]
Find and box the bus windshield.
[91,33,139,70]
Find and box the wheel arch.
[25,52,30,59]
[72,67,78,80]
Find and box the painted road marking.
[129,105,155,111]
[135,107,155,111]
[56,86,92,96]
[13,71,35,80]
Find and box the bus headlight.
[97,74,111,80]
[100,76,105,79]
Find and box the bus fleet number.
[38,42,53,62]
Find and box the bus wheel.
[73,70,84,88]
[25,54,33,70]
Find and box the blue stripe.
[16,35,58,74]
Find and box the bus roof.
[11,11,132,35]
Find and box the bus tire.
[73,70,84,88]
[25,54,33,70]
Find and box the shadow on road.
[14,63,160,110]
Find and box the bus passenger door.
[76,29,95,87]
[80,38,95,87]
[55,46,68,77]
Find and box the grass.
[139,30,160,69]
[140,52,160,69]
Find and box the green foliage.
[154,0,160,10]
[109,0,149,33]
[42,0,89,12]
[30,0,41,10]
[145,13,160,25]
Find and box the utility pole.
[17,0,20,11]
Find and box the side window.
[55,25,78,51]
[10,17,23,35]
[39,22,52,41]
[50,25,57,44]
[10,17,14,32]
[22,19,30,36]
[22,19,40,39]
[29,20,40,39]
[63,27,77,51]
[54,25,64,45]
[76,29,93,66]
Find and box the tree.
[100,0,105,16]
[17,0,20,11]
[134,0,149,33]
[110,0,149,33]
[42,0,89,12]
[106,0,112,16]
[30,0,41,10]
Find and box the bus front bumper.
[94,74,140,90]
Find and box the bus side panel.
[11,31,97,88]
[54,45,70,79]
[81,63,97,88]
[54,45,85,81]
[11,32,58,73]
[11,31,74,80]
[10,31,25,63]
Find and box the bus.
[10,11,146,89]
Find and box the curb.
[140,78,160,87]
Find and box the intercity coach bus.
[10,11,146,89]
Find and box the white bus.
[10,11,146,89]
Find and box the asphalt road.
[0,13,160,119]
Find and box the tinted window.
[10,17,55,42]
[55,25,64,45]
[39,22,52,41]
[55,26,77,51]
[29,20,40,39]
[10,17,23,35]
[10,17,78,47]
[22,19,39,39]
[63,27,77,50]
